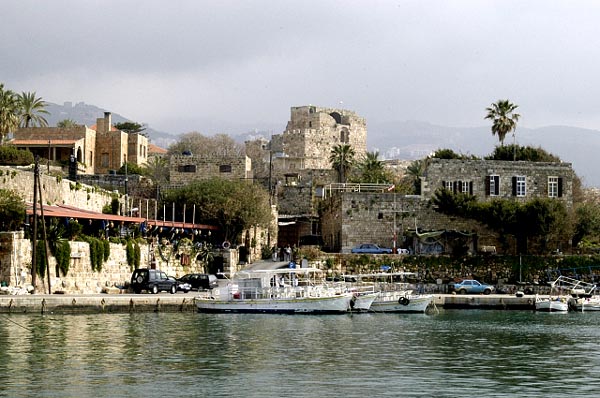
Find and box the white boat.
[561,276,599,312]
[570,296,600,312]
[535,276,592,312]
[535,294,569,312]
[195,268,354,314]
[370,291,434,313]
[341,272,434,313]
[349,290,380,312]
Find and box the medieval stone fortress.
[0,101,576,294]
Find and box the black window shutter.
[494,176,499,196]
[442,180,446,190]
[512,176,517,196]
[469,181,473,195]
[558,177,563,197]
[453,181,458,193]
[485,176,490,196]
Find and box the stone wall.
[271,105,367,172]
[0,231,241,294]
[320,192,500,254]
[0,166,116,212]
[169,154,252,186]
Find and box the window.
[444,181,453,191]
[548,176,563,198]
[487,175,500,196]
[178,165,196,173]
[513,176,526,197]
[101,153,109,167]
[219,165,232,173]
[461,181,470,194]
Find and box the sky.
[3,0,600,135]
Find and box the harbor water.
[1,310,599,397]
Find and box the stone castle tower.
[269,105,367,173]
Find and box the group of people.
[271,245,296,262]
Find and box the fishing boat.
[535,276,582,312]
[340,272,434,313]
[535,294,569,312]
[195,268,353,314]
[562,276,599,312]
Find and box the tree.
[486,144,561,162]
[403,159,427,195]
[354,151,391,183]
[163,179,272,244]
[18,92,49,128]
[57,119,79,128]
[114,121,146,136]
[0,189,26,231]
[329,144,355,183]
[117,162,145,176]
[485,99,520,146]
[0,84,20,145]
[168,132,244,157]
[143,156,169,186]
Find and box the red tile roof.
[148,143,168,154]
[11,139,78,146]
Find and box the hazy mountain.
[45,102,178,149]
[43,102,600,187]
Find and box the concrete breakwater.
[0,293,538,314]
[0,293,198,314]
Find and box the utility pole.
[31,157,39,293]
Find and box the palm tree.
[18,91,49,128]
[0,84,20,145]
[57,119,78,128]
[357,151,389,183]
[484,99,520,145]
[329,144,355,183]
[405,159,427,195]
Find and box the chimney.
[104,112,112,132]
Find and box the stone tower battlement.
[271,105,367,171]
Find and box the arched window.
[330,112,342,124]
[76,147,83,163]
[340,128,349,143]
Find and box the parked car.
[169,276,191,293]
[450,279,494,295]
[177,273,219,290]
[130,268,178,294]
[351,244,393,254]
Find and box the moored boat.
[195,268,353,314]
[339,272,433,313]
[369,291,434,313]
[535,294,569,312]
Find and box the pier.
[0,292,539,314]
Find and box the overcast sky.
[3,0,600,135]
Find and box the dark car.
[169,276,191,293]
[130,268,178,294]
[177,273,219,290]
[351,243,393,254]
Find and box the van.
[177,273,219,290]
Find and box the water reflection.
[0,311,599,397]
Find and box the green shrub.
[0,146,34,166]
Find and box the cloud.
[3,0,600,133]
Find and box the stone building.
[319,158,576,254]
[12,112,149,175]
[245,105,368,247]
[421,159,574,209]
[168,153,252,187]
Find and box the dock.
[0,292,539,314]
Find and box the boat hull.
[350,292,379,311]
[195,293,353,314]
[535,297,569,312]
[369,293,433,313]
[569,297,600,312]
